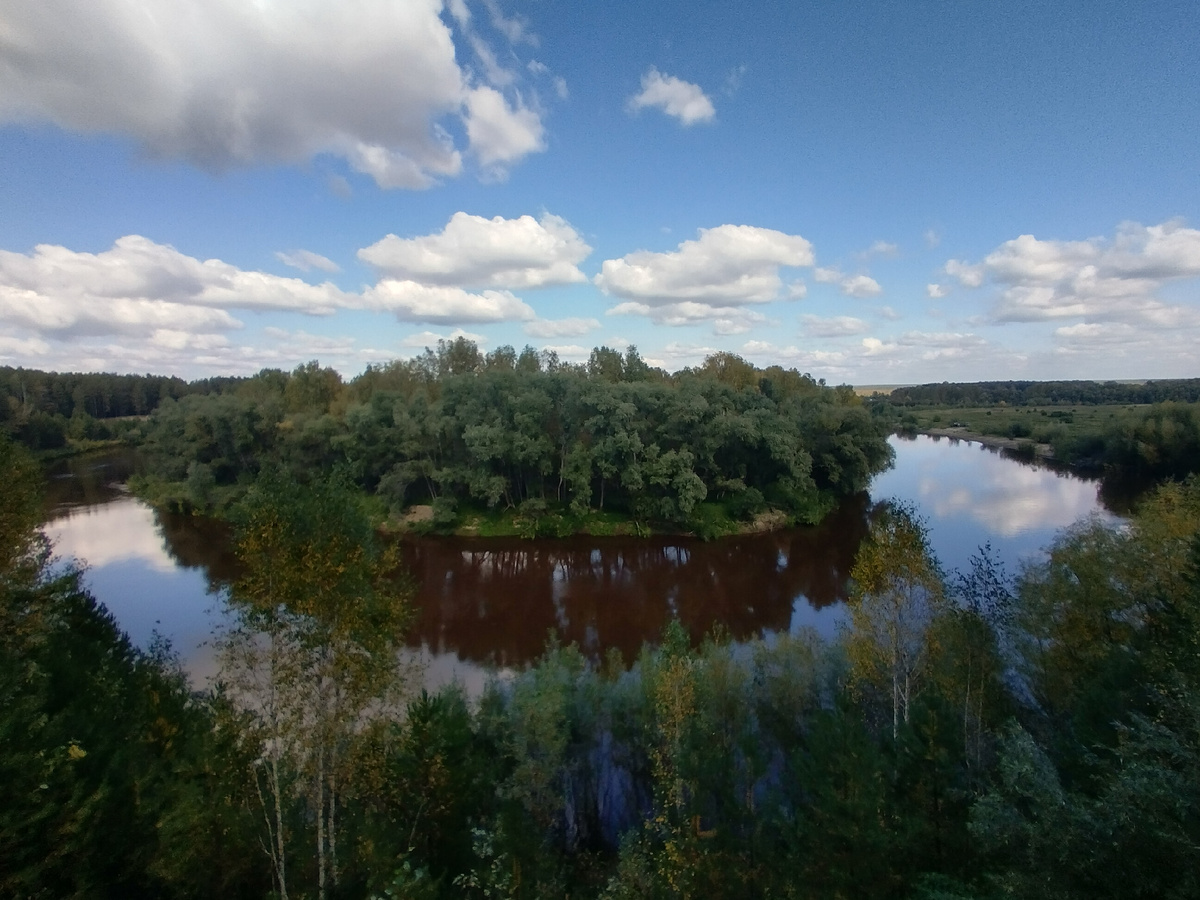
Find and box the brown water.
[404,496,868,670]
[41,436,1120,687]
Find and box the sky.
[1,0,1198,384]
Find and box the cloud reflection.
[45,497,178,573]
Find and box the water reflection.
[401,496,870,669]
[41,436,1121,688]
[872,434,1120,575]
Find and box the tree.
[844,504,947,739]
[219,471,415,900]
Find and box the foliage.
[218,470,415,900]
[129,345,892,534]
[844,503,947,738]
[0,444,264,899]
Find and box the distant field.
[852,384,915,396]
[897,403,1155,447]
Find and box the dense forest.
[6,429,1200,898]
[0,366,236,451]
[880,378,1200,407]
[127,341,893,536]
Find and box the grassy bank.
[128,473,815,541]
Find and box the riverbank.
[386,502,794,539]
[917,426,1054,460]
[128,471,819,542]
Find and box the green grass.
[897,403,1146,446]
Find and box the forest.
[6,356,1200,897]
[124,341,893,537]
[880,378,1200,408]
[873,385,1200,486]
[5,424,1200,898]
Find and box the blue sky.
[1,0,1198,383]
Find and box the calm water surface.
[41,435,1120,688]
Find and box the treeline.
[1049,400,1200,480]
[0,365,236,451]
[7,435,1200,898]
[132,340,893,533]
[881,378,1200,407]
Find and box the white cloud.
[481,0,535,46]
[877,305,902,320]
[539,344,590,361]
[812,266,879,297]
[840,274,882,298]
[946,221,1200,327]
[463,86,545,169]
[0,233,545,350]
[926,283,948,299]
[924,229,941,249]
[0,334,51,360]
[862,240,898,258]
[359,212,589,289]
[276,249,340,273]
[361,280,534,324]
[0,0,547,187]
[608,300,768,334]
[860,331,988,362]
[627,68,715,126]
[944,259,985,288]
[0,235,354,341]
[399,328,488,348]
[800,315,870,337]
[739,341,851,372]
[523,317,601,338]
[595,225,814,312]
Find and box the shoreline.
[916,426,1054,459]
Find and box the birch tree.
[218,470,414,900]
[844,503,946,739]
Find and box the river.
[40,435,1120,691]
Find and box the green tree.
[845,504,947,739]
[219,471,415,900]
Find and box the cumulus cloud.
[812,266,881,297]
[0,0,546,187]
[840,274,882,298]
[523,317,601,338]
[276,249,340,273]
[595,225,814,318]
[944,259,985,288]
[608,301,768,335]
[800,315,870,338]
[947,221,1200,327]
[463,86,546,169]
[360,280,534,324]
[359,212,589,289]
[627,68,715,125]
[860,331,989,362]
[0,231,546,357]
[0,235,352,342]
[927,283,948,299]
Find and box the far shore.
[918,426,1054,459]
